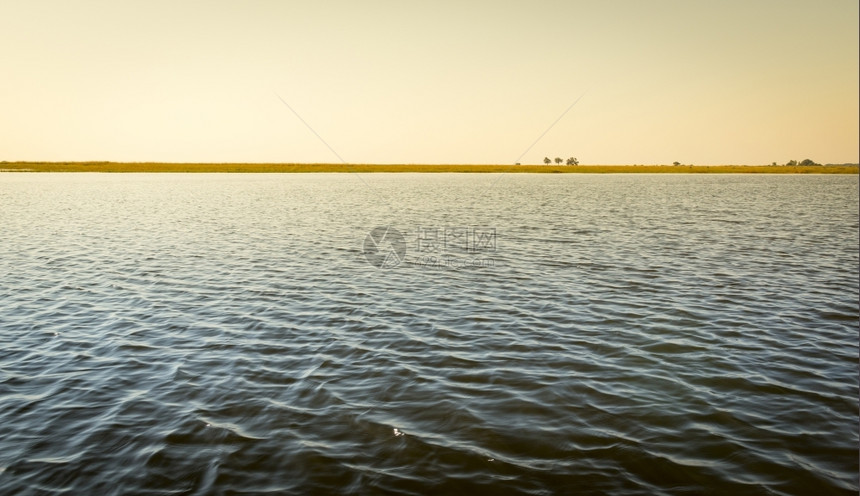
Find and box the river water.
[1,173,857,495]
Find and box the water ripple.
[0,173,857,495]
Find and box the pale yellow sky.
[1,0,857,164]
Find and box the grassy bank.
[1,162,857,174]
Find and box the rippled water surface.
[1,173,857,495]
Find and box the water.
[0,173,857,495]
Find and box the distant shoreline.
[0,162,857,174]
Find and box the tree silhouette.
[544,157,551,165]
[554,157,563,165]
[566,157,579,165]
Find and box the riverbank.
[0,162,857,173]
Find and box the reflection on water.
[0,173,857,495]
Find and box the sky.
[1,0,857,165]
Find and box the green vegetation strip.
[1,162,857,174]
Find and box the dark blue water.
[1,173,857,495]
